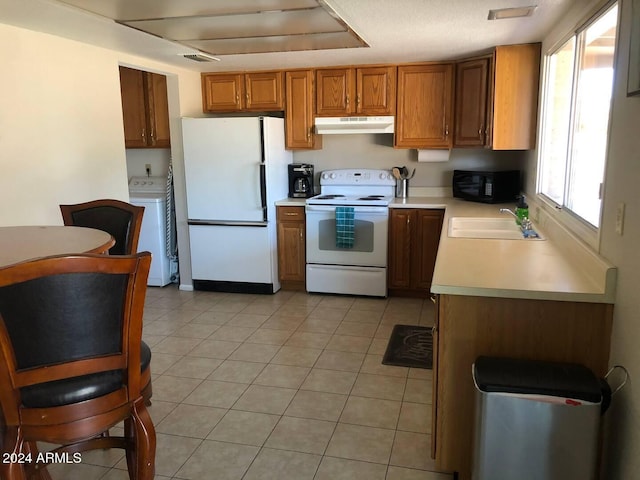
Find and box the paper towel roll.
[417,149,450,162]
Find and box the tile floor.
[47,286,455,480]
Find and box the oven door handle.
[305,205,389,215]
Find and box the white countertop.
[275,196,616,303]
[390,197,616,304]
[275,198,307,207]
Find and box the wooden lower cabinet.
[388,209,444,297]
[433,294,613,479]
[276,206,306,290]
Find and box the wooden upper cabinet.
[491,43,541,150]
[146,72,171,148]
[202,73,244,112]
[395,64,454,148]
[454,58,490,147]
[119,66,170,149]
[120,67,147,148]
[202,71,283,112]
[454,43,541,150]
[316,68,355,116]
[316,66,396,116]
[285,70,321,150]
[356,66,396,115]
[245,71,284,111]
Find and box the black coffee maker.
[288,164,314,198]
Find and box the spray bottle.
[515,195,529,226]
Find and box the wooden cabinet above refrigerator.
[119,66,170,149]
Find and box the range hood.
[314,116,395,135]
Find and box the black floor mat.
[382,324,433,369]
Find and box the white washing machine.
[129,176,173,287]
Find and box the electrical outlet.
[145,164,151,176]
[615,202,625,235]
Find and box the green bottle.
[515,195,529,225]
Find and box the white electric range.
[305,168,395,297]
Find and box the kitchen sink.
[448,217,544,240]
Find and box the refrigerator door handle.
[188,220,268,227]
[259,163,267,222]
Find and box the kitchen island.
[390,196,616,480]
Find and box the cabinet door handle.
[445,125,449,137]
[285,212,298,216]
[141,128,145,141]
[356,94,361,106]
[479,124,484,137]
[345,94,350,107]
[236,93,240,104]
[246,93,250,103]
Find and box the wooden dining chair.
[59,199,152,406]
[0,252,155,480]
[59,199,144,256]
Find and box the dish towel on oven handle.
[335,206,355,248]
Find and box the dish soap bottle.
[515,195,529,225]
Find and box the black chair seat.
[21,341,151,408]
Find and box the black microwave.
[452,170,520,204]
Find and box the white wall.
[0,23,130,225]
[125,148,171,178]
[293,134,527,192]
[524,1,640,477]
[0,22,202,223]
[598,0,640,476]
[0,22,203,288]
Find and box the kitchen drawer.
[277,206,305,221]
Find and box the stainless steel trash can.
[472,356,603,480]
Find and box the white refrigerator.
[182,117,292,293]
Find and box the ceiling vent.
[488,5,537,20]
[181,52,220,62]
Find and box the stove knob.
[321,173,329,180]
[330,173,337,179]
[379,173,387,180]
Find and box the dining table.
[0,225,115,267]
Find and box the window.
[538,2,618,228]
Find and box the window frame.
[536,0,619,250]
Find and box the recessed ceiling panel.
[56,0,367,55]
[124,8,344,41]
[184,32,366,55]
[58,0,320,21]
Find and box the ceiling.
[0,0,577,72]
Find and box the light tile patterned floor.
[46,287,455,480]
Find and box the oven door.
[305,204,388,267]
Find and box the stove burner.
[358,195,385,200]
[316,194,345,200]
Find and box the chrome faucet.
[499,208,518,220]
[500,208,533,231]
